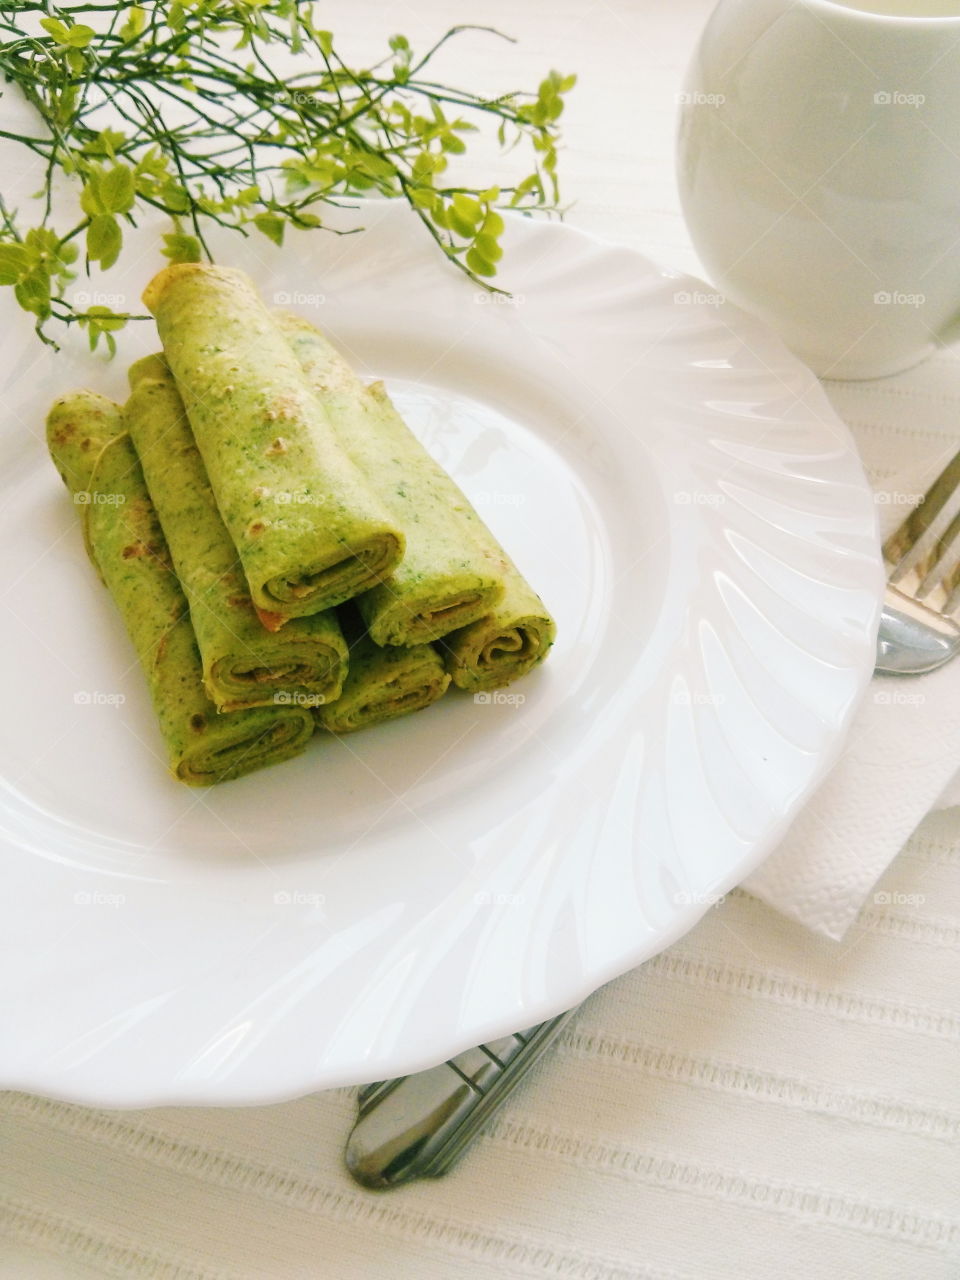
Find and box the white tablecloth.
[3,2,959,1276]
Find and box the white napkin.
[743,360,960,939]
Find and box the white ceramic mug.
[677,0,960,379]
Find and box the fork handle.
[344,1009,577,1189]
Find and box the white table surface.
[2,2,960,1277]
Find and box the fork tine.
[884,446,960,581]
[942,540,960,614]
[915,505,960,601]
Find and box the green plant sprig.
[0,1,575,353]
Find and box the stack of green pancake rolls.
[45,262,556,786]
[45,392,315,785]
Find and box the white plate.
[0,200,882,1107]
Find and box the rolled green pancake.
[46,388,123,572]
[46,393,315,785]
[316,610,450,734]
[279,315,505,647]
[142,264,404,625]
[124,355,348,713]
[440,574,557,691]
[46,389,120,496]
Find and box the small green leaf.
[511,174,543,205]
[253,212,285,246]
[15,271,51,317]
[97,129,128,158]
[474,234,503,263]
[161,232,202,263]
[356,151,395,181]
[452,193,482,225]
[120,5,148,41]
[389,32,411,81]
[80,171,104,217]
[54,83,78,127]
[39,17,69,42]
[481,210,505,238]
[100,165,135,214]
[408,186,436,210]
[316,28,333,58]
[412,152,439,182]
[87,214,122,269]
[58,240,79,266]
[65,25,95,49]
[159,179,191,215]
[0,243,31,286]
[466,248,496,277]
[448,210,476,239]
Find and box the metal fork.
[345,445,960,1189]
[875,446,960,674]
